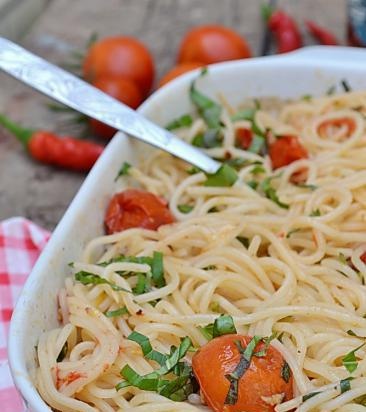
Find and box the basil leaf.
[187,165,201,175]
[133,273,150,295]
[254,332,277,357]
[199,324,214,340]
[236,236,249,248]
[151,251,165,288]
[248,134,265,154]
[303,391,321,402]
[247,180,258,190]
[190,79,222,129]
[118,365,164,391]
[192,133,204,147]
[115,162,131,181]
[74,271,131,293]
[295,183,318,190]
[178,204,194,213]
[104,307,129,318]
[341,79,351,92]
[128,331,167,366]
[192,129,222,148]
[231,108,256,122]
[340,377,353,393]
[213,314,237,338]
[261,177,289,209]
[342,342,366,373]
[251,164,266,175]
[224,157,248,169]
[166,114,193,130]
[281,361,291,383]
[57,341,68,362]
[159,374,192,399]
[204,164,238,187]
[310,209,321,217]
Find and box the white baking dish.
[8,46,366,412]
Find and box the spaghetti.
[36,83,366,412]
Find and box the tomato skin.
[178,25,251,65]
[158,62,204,87]
[104,189,175,234]
[89,76,143,139]
[236,128,253,149]
[269,135,308,169]
[192,334,293,412]
[361,252,366,264]
[317,117,356,139]
[83,36,155,96]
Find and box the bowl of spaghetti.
[8,46,366,412]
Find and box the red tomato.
[83,36,155,96]
[360,252,366,264]
[177,25,251,65]
[236,128,253,149]
[317,117,356,139]
[192,334,293,412]
[269,135,308,170]
[89,76,143,139]
[158,62,204,87]
[104,189,175,234]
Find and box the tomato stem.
[0,113,33,147]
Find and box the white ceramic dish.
[8,46,366,412]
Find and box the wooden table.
[0,0,346,230]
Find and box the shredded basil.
[192,129,222,148]
[128,331,167,365]
[341,79,352,92]
[224,157,248,169]
[231,108,256,122]
[199,324,214,340]
[105,307,129,318]
[213,314,237,338]
[247,180,258,190]
[302,391,321,402]
[178,204,194,213]
[74,271,131,293]
[340,377,353,393]
[165,114,193,130]
[254,332,277,357]
[236,236,249,248]
[295,183,318,190]
[281,361,291,383]
[57,341,68,362]
[187,165,201,175]
[310,209,321,217]
[204,164,238,187]
[251,164,266,175]
[248,134,265,154]
[338,253,348,265]
[342,342,366,373]
[115,162,131,180]
[261,177,289,209]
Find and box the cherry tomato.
[83,36,155,96]
[317,117,356,140]
[236,128,253,149]
[360,252,366,264]
[158,62,204,87]
[89,76,143,139]
[104,189,175,234]
[269,135,308,169]
[192,334,293,412]
[177,25,251,65]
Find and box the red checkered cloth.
[0,217,50,412]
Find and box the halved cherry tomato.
[269,135,308,169]
[236,128,253,149]
[360,252,366,264]
[317,117,356,139]
[177,25,251,65]
[83,36,155,96]
[158,62,204,87]
[192,334,293,412]
[90,76,143,139]
[104,189,175,234]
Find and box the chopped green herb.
[302,391,321,402]
[254,332,277,357]
[199,324,214,340]
[295,183,318,190]
[203,265,217,270]
[209,301,221,313]
[74,271,131,293]
[133,272,150,295]
[281,361,291,383]
[251,164,266,175]
[286,228,301,238]
[342,342,366,373]
[213,314,237,338]
[277,332,285,342]
[301,94,312,101]
[178,204,194,213]
[231,108,256,122]
[192,129,222,148]
[187,165,201,175]
[338,253,348,265]
[115,162,131,181]
[204,164,238,187]
[105,307,129,318]
[340,377,353,393]
[247,180,258,190]
[224,157,248,169]
[57,341,68,362]
[192,133,204,147]
[68,262,74,268]
[310,209,321,217]
[248,135,265,154]
[341,79,351,92]
[261,177,289,209]
[190,78,222,129]
[347,330,357,336]
[165,114,193,131]
[128,331,166,366]
[236,236,249,248]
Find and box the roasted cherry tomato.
[177,25,251,65]
[360,252,366,264]
[236,128,253,149]
[90,76,143,139]
[269,135,308,169]
[192,334,293,412]
[83,36,155,96]
[317,117,356,140]
[105,189,175,234]
[158,62,204,87]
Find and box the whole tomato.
[158,62,203,87]
[178,25,251,65]
[83,36,155,96]
[90,76,143,139]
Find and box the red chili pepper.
[305,20,339,45]
[0,114,103,171]
[267,9,302,53]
